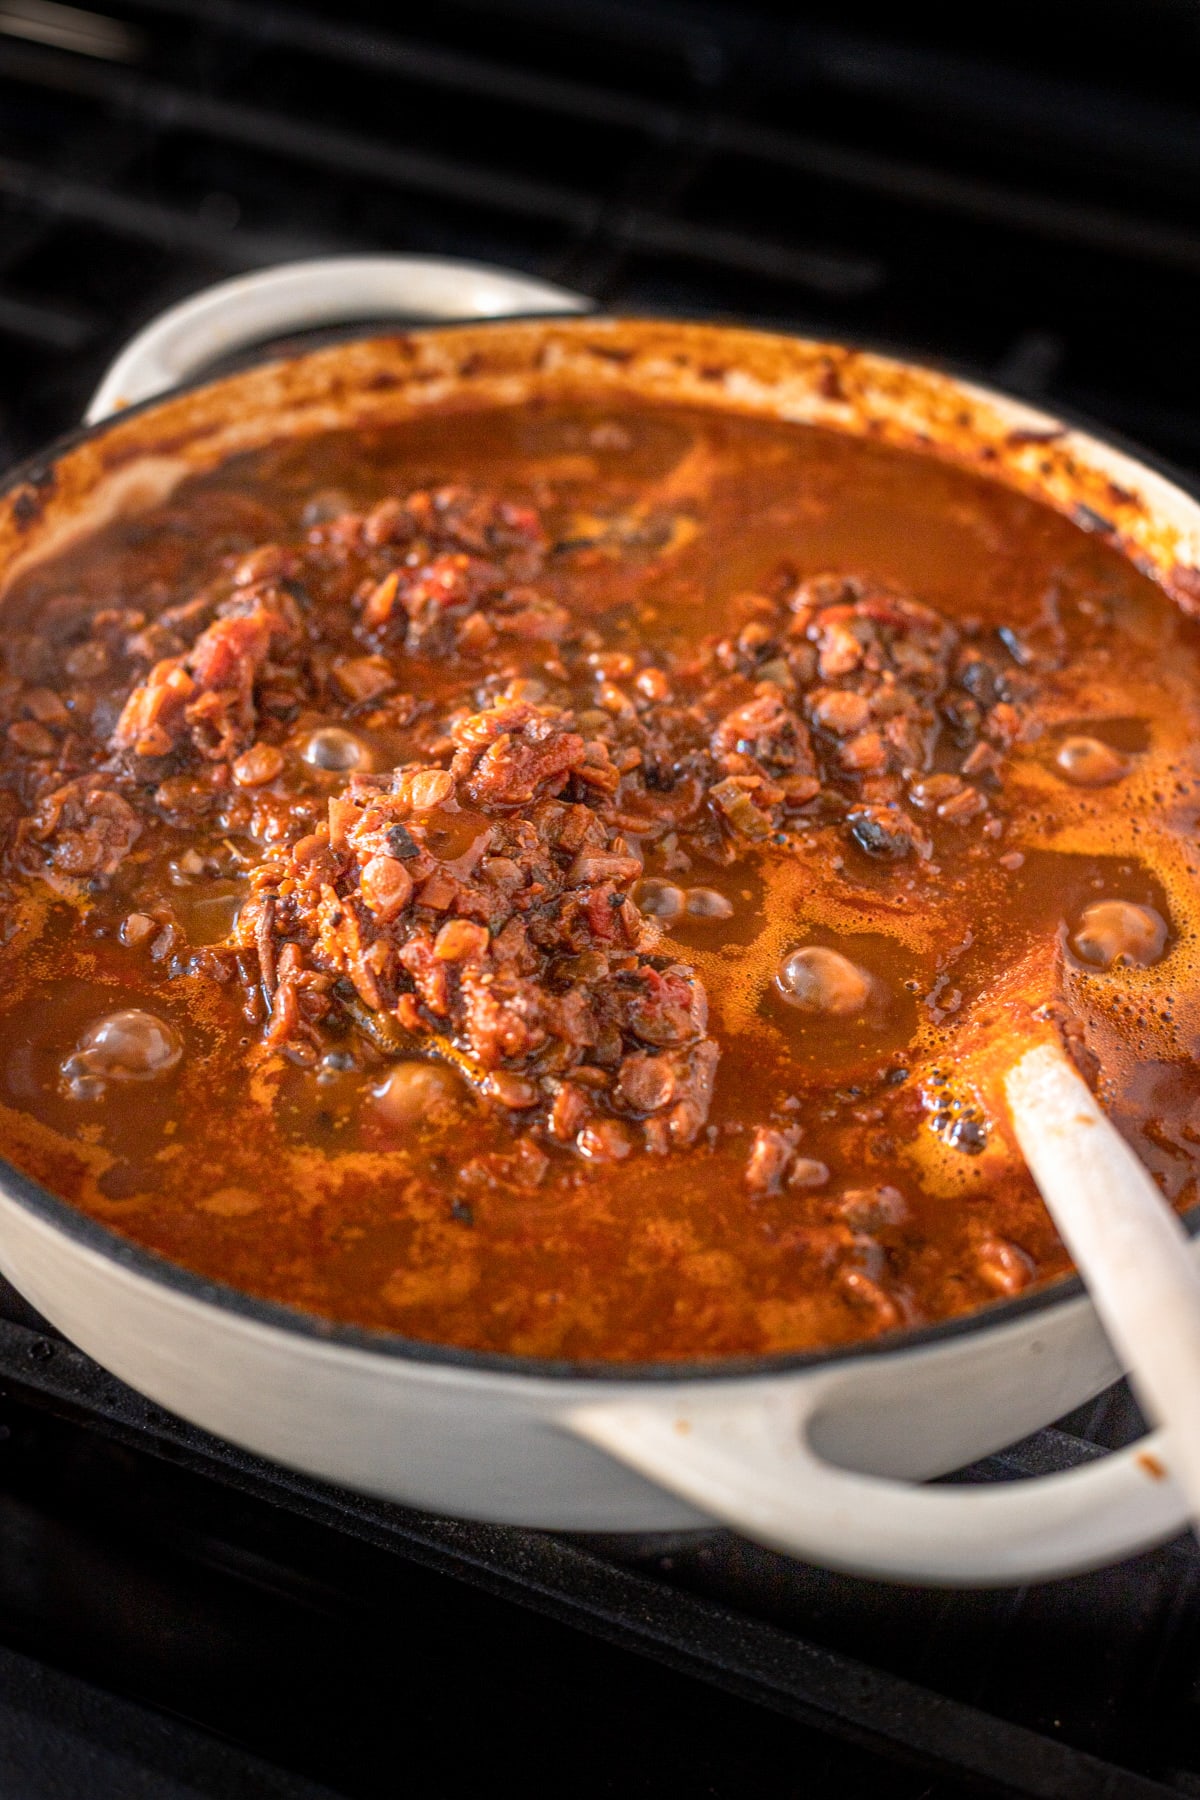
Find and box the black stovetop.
[3,2,1200,1794]
[2,1281,1198,1800]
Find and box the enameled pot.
[1,255,1197,1586]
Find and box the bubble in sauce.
[300,727,371,772]
[685,887,735,920]
[1072,900,1168,969]
[370,1060,462,1128]
[777,946,873,1017]
[789,1158,830,1189]
[1054,735,1129,787]
[317,1049,357,1084]
[62,1009,183,1099]
[633,877,685,922]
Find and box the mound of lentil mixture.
[0,402,1197,1360]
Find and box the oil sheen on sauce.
[0,401,1196,1363]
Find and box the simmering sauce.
[0,401,1196,1361]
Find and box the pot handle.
[569,1388,1191,1586]
[85,254,592,425]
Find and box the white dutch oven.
[0,255,1197,1587]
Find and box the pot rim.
[1,312,1195,1387]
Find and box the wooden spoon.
[1006,1039,1200,1535]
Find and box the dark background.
[6,0,1200,473]
[2,2,1200,1797]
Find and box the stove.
[1,1,1200,1793]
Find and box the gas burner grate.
[0,0,1199,466]
[0,1286,1194,1800]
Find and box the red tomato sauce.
[0,401,1194,1361]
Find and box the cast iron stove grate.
[1,0,1200,466]
[0,0,1199,1794]
[0,1279,1194,1800]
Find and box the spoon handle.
[1006,1041,1200,1531]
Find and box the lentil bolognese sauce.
[0,400,1196,1360]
